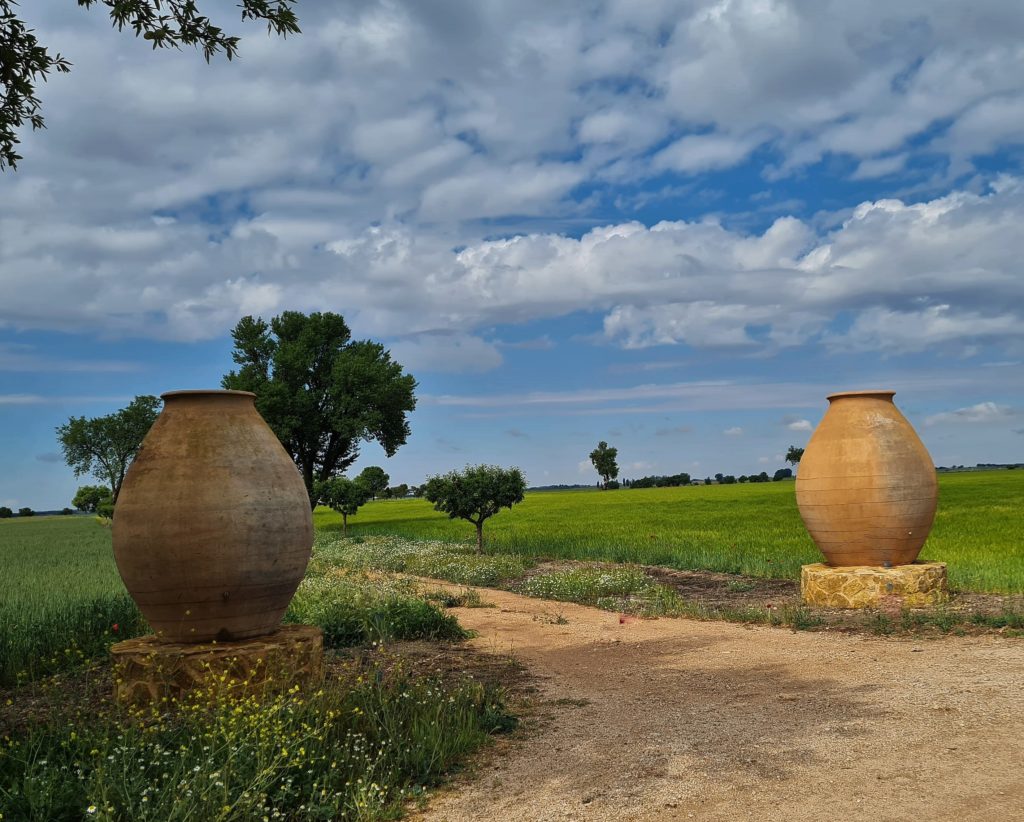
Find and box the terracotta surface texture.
[110,624,323,705]
[795,391,937,567]
[800,562,949,609]
[112,390,313,642]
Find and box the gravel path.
[412,581,1024,822]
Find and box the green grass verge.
[315,471,1024,593]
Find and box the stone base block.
[110,624,323,705]
[801,562,948,609]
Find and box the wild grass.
[0,523,468,684]
[514,566,683,616]
[0,655,512,821]
[315,471,1024,593]
[312,534,532,587]
[0,517,147,685]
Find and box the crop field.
[3,470,1021,683]
[315,470,1024,594]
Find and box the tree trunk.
[475,520,484,553]
[342,512,348,537]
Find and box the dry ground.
[411,580,1024,822]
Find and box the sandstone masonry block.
[801,562,948,609]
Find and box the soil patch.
[410,580,1024,822]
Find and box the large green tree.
[56,395,161,502]
[589,441,619,489]
[223,311,417,507]
[423,465,526,552]
[356,466,389,500]
[0,0,300,170]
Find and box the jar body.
[113,390,312,642]
[795,391,937,567]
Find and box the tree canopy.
[356,466,389,500]
[786,446,805,465]
[72,484,113,513]
[317,476,370,536]
[589,441,619,488]
[0,506,12,518]
[0,0,300,170]
[423,465,526,552]
[222,311,417,507]
[56,395,161,501]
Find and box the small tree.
[785,446,804,465]
[423,465,526,552]
[56,395,161,501]
[73,485,114,513]
[356,466,389,500]
[317,477,371,537]
[589,441,619,489]
[0,506,12,518]
[17,507,34,517]
[61,507,73,515]
[773,467,793,481]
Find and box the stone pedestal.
[801,562,948,609]
[110,624,323,705]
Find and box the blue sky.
[2,0,1023,509]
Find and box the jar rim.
[826,389,895,401]
[160,389,256,400]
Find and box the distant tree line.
[626,473,692,489]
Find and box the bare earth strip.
[410,580,1024,822]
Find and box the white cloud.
[786,419,814,431]
[577,459,594,475]
[653,131,766,174]
[925,402,1016,426]
[3,1,1024,359]
[724,427,744,436]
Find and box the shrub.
[285,573,466,647]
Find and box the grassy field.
[315,471,1024,594]
[2,470,1021,682]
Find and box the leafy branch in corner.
[0,0,300,170]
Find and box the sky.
[2,0,1023,510]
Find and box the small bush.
[285,573,466,647]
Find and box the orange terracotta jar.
[795,391,937,567]
[113,390,313,642]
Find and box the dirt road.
[413,582,1024,822]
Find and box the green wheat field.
[316,470,1024,592]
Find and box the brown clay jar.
[795,391,937,567]
[112,390,313,642]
